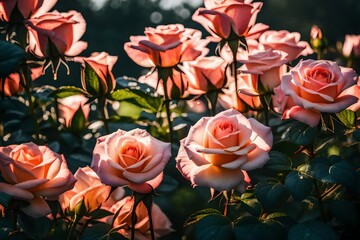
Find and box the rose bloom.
[185,56,228,94]
[219,38,259,63]
[259,30,313,61]
[176,109,272,191]
[280,59,359,127]
[192,0,265,40]
[92,129,171,194]
[26,10,87,59]
[348,76,360,112]
[75,52,118,96]
[103,196,173,240]
[0,142,76,217]
[238,47,288,92]
[124,24,207,68]
[58,94,90,128]
[0,0,57,22]
[342,35,360,58]
[58,166,111,214]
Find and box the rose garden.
[0,0,359,239]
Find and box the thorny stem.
[162,80,174,143]
[223,191,232,217]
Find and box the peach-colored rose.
[92,129,171,194]
[280,59,360,127]
[185,56,228,94]
[58,166,111,214]
[239,48,288,91]
[0,142,76,217]
[192,0,264,40]
[0,73,23,96]
[75,52,117,96]
[124,24,207,68]
[26,10,87,59]
[342,35,360,58]
[58,95,90,128]
[0,0,57,22]
[259,30,313,61]
[176,109,272,191]
[104,196,173,240]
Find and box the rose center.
[306,67,331,83]
[214,121,235,139]
[10,148,42,165]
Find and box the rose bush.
[176,109,272,191]
[0,142,76,217]
[278,59,359,127]
[92,129,171,194]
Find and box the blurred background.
[37,0,360,87]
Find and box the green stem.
[66,214,81,240]
[147,203,155,240]
[162,78,174,143]
[98,97,109,134]
[223,191,231,217]
[232,52,239,104]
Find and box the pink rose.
[280,59,360,127]
[259,30,313,61]
[104,196,173,240]
[219,38,259,63]
[0,142,76,217]
[26,10,87,59]
[0,0,57,22]
[58,94,90,128]
[185,56,228,94]
[347,76,360,112]
[176,109,273,191]
[92,129,171,194]
[58,166,111,214]
[76,52,118,96]
[342,35,360,58]
[124,24,207,68]
[192,0,264,40]
[238,47,288,91]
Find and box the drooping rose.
[342,35,360,58]
[58,94,90,128]
[192,0,265,40]
[92,129,171,194]
[75,52,118,96]
[124,24,207,68]
[176,109,272,191]
[0,0,57,22]
[259,30,313,61]
[58,166,111,214]
[0,142,76,217]
[26,10,87,59]
[280,59,359,127]
[103,196,173,240]
[185,56,228,94]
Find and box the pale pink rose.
[192,0,265,40]
[92,129,171,194]
[75,52,117,95]
[185,56,228,94]
[342,35,360,58]
[239,47,288,91]
[104,196,173,240]
[176,109,273,191]
[0,142,76,217]
[0,0,57,21]
[58,95,90,128]
[58,166,111,214]
[280,59,360,127]
[124,24,208,68]
[259,30,313,61]
[347,76,360,112]
[26,10,87,58]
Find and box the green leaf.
[84,61,102,96]
[282,121,318,146]
[70,107,87,132]
[329,159,357,191]
[305,156,341,183]
[184,208,222,227]
[255,179,290,210]
[89,209,114,220]
[285,171,313,201]
[52,86,88,99]
[352,129,360,142]
[336,109,356,128]
[265,151,292,171]
[327,200,359,227]
[288,221,337,240]
[18,212,51,239]
[234,216,287,240]
[191,214,232,240]
[0,40,26,78]
[0,192,12,208]
[110,88,163,113]
[240,198,262,218]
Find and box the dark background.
[33,0,360,87]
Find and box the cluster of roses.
[1,0,360,239]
